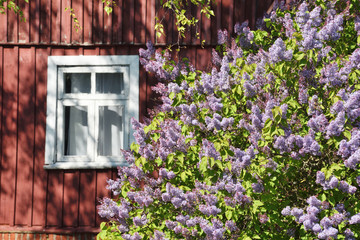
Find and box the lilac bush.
[98,0,360,239]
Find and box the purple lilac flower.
[317,227,338,239]
[217,29,228,44]
[308,114,328,132]
[98,197,120,219]
[165,220,177,230]
[318,15,343,41]
[330,101,344,114]
[268,38,293,63]
[301,25,322,50]
[355,16,360,35]
[133,215,148,227]
[316,171,325,185]
[252,182,264,193]
[259,213,269,224]
[344,228,355,240]
[295,3,309,28]
[265,159,278,170]
[244,81,256,97]
[312,224,322,233]
[326,111,346,136]
[308,95,321,116]
[299,88,309,104]
[281,206,291,216]
[349,213,360,224]
[200,139,221,161]
[344,149,360,169]
[307,196,322,208]
[225,220,238,232]
[309,6,322,27]
[345,91,360,122]
[283,13,295,38]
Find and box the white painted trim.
[44,55,139,169]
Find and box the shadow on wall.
[0,0,274,230]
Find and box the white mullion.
[91,71,96,94]
[56,99,64,162]
[88,101,96,162]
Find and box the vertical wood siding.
[0,0,274,232]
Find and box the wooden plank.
[221,0,233,33]
[211,0,221,45]
[0,7,6,42]
[103,5,112,44]
[7,1,18,42]
[83,47,99,56]
[0,47,3,222]
[18,0,30,43]
[123,0,134,43]
[155,0,166,44]
[32,47,49,226]
[200,2,211,44]
[145,0,155,43]
[15,47,35,226]
[83,0,93,43]
[71,0,84,43]
[196,47,211,71]
[30,0,40,43]
[100,47,116,56]
[51,0,62,43]
[112,0,122,43]
[192,3,201,45]
[0,47,19,225]
[62,170,80,227]
[95,170,112,226]
[93,0,104,43]
[234,0,246,25]
[40,0,51,43]
[61,0,72,43]
[46,171,64,227]
[134,0,146,44]
[78,171,96,227]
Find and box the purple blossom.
[308,114,328,132]
[217,29,228,44]
[252,182,264,193]
[295,3,309,27]
[281,206,291,216]
[326,111,346,136]
[349,213,360,224]
[268,38,293,63]
[318,15,343,41]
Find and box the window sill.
[43,161,129,169]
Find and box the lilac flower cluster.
[234,21,254,48]
[338,130,360,169]
[316,171,357,194]
[268,38,293,63]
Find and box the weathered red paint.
[0,0,274,234]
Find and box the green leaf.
[225,210,233,220]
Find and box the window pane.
[96,73,124,94]
[64,73,91,93]
[98,106,123,156]
[64,106,88,156]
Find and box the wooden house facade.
[0,0,273,239]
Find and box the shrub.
[97,0,360,239]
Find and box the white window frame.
[44,55,139,169]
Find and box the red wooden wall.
[0,0,273,234]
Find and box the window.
[45,55,139,169]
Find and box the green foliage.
[98,0,360,239]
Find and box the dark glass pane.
[64,73,91,93]
[96,73,123,94]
